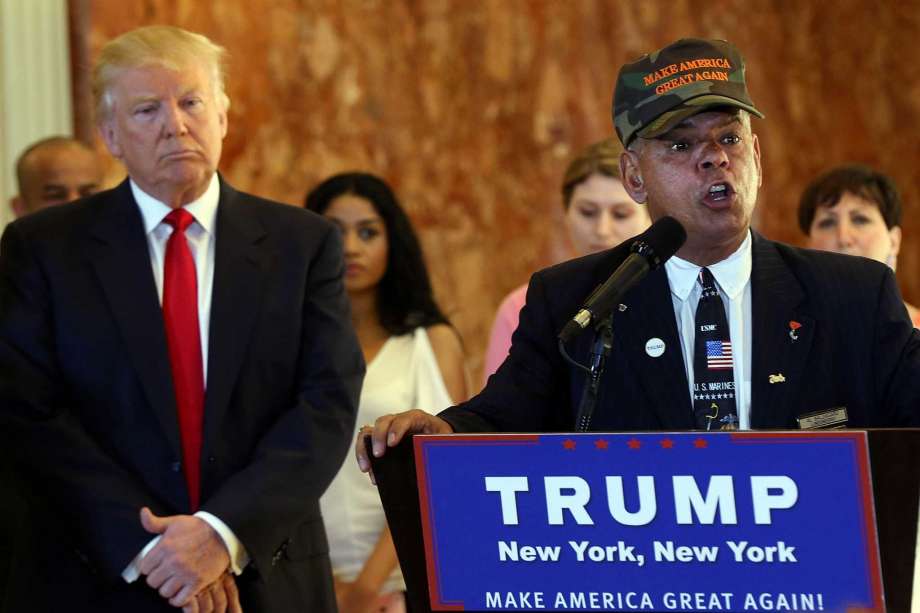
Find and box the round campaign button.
[645,337,665,358]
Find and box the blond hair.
[561,138,624,209]
[93,25,229,122]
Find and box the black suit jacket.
[443,232,920,433]
[0,179,364,612]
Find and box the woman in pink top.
[798,164,920,328]
[482,138,651,384]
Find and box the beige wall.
[75,0,920,381]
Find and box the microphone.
[558,216,686,342]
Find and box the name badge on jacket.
[796,407,848,430]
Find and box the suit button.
[170,461,181,473]
[208,456,216,463]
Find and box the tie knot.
[164,208,194,233]
[698,267,716,288]
[698,267,720,297]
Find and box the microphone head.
[630,216,686,269]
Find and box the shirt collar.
[131,173,220,235]
[665,230,753,301]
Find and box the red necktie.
[163,208,204,510]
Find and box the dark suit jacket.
[0,179,364,612]
[443,232,920,433]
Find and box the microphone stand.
[559,314,614,432]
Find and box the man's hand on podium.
[355,409,453,484]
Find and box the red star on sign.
[594,439,609,450]
[626,438,641,449]
[693,438,708,449]
[659,438,675,449]
[563,439,577,450]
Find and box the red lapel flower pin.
[789,320,802,342]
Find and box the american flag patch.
[706,340,733,370]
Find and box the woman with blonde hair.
[482,138,651,383]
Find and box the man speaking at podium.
[358,38,920,472]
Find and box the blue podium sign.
[414,432,883,612]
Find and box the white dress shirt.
[664,231,753,429]
[122,174,249,582]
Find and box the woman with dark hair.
[798,164,919,327]
[482,138,651,383]
[306,172,467,613]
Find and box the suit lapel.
[202,182,268,450]
[749,233,814,428]
[87,181,180,456]
[611,267,694,429]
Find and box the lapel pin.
[618,303,628,312]
[788,320,802,342]
[769,373,786,384]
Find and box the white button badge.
[645,337,665,358]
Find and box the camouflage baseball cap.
[613,38,764,147]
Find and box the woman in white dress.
[306,172,468,613]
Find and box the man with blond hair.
[10,136,102,217]
[0,26,363,612]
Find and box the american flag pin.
[705,340,733,370]
[789,320,802,342]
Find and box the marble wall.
[74,0,920,384]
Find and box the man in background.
[2,139,102,612]
[10,136,102,217]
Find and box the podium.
[369,429,919,613]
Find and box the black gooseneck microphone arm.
[570,315,614,432]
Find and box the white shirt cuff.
[120,512,249,583]
[121,535,161,583]
[195,510,250,575]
